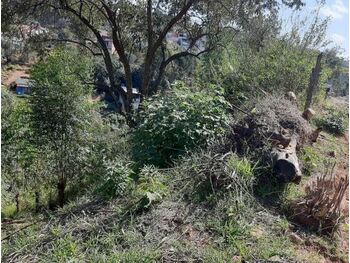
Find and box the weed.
[95,160,134,200]
[132,165,168,209]
[301,146,322,176]
[314,106,348,135]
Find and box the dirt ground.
[2,65,30,86]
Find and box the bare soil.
[2,65,30,86]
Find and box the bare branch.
[39,38,103,56]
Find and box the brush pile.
[230,94,313,183]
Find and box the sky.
[280,0,349,58]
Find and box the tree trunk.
[15,193,20,213]
[271,136,302,183]
[123,62,133,113]
[304,53,323,111]
[57,179,66,207]
[35,191,40,213]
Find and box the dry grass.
[290,163,348,235]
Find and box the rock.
[232,255,242,262]
[269,255,283,262]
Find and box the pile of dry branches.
[227,95,313,183]
[232,95,312,149]
[291,163,348,235]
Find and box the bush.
[170,150,256,205]
[315,106,348,135]
[227,154,256,189]
[132,81,231,167]
[132,165,168,209]
[195,40,331,106]
[95,160,133,200]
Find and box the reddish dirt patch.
[2,68,30,86]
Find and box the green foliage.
[223,220,250,257]
[51,235,79,261]
[29,47,96,205]
[95,160,134,200]
[107,249,160,262]
[133,166,168,209]
[1,89,43,212]
[196,39,330,107]
[301,146,322,176]
[132,81,230,167]
[30,47,93,143]
[315,106,348,135]
[227,154,256,187]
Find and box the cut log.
[302,108,315,121]
[271,136,302,183]
[309,127,322,142]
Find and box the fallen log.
[271,136,302,183]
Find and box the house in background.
[120,85,141,111]
[166,32,190,50]
[166,31,206,52]
[100,30,115,54]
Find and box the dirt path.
[2,67,30,86]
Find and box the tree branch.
[42,38,103,56]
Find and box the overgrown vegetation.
[315,105,348,135]
[132,82,230,167]
[1,0,349,262]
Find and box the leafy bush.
[132,81,231,167]
[132,165,168,209]
[95,160,133,200]
[315,106,348,135]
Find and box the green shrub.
[132,81,231,167]
[95,160,134,200]
[132,166,168,209]
[315,106,348,135]
[300,146,321,176]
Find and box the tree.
[29,48,94,206]
[2,0,305,114]
[1,89,43,212]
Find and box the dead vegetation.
[290,163,349,235]
[229,95,313,183]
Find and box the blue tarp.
[16,86,26,95]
